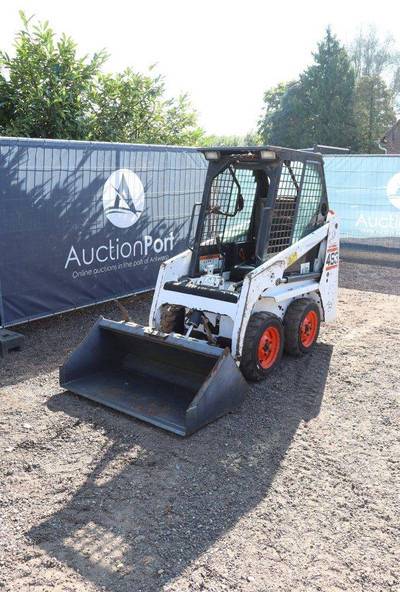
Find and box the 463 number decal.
[326,245,339,270]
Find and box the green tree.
[353,74,396,153]
[202,134,247,147]
[0,11,106,138]
[201,130,261,147]
[259,28,356,148]
[347,24,400,136]
[0,70,13,132]
[0,12,203,145]
[259,81,311,147]
[88,69,202,145]
[348,24,400,84]
[300,27,356,147]
[258,81,292,143]
[201,134,243,147]
[244,129,261,145]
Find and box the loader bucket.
[59,317,248,436]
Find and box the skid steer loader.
[60,146,339,436]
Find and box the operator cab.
[193,150,274,283]
[187,146,328,288]
[162,146,329,308]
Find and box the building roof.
[381,119,400,142]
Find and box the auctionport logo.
[103,169,145,228]
[387,172,400,210]
[355,171,400,235]
[64,167,175,274]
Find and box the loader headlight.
[204,150,221,161]
[260,150,276,161]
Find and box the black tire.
[240,312,284,381]
[160,305,185,334]
[284,298,320,356]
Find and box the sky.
[1,0,400,136]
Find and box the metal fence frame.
[324,154,400,266]
[0,137,207,327]
[1,146,399,327]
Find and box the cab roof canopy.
[197,145,323,164]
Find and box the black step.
[164,281,239,303]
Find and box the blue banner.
[0,138,207,326]
[324,155,400,241]
[1,145,399,327]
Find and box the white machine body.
[150,212,339,362]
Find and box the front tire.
[284,298,320,356]
[240,312,284,381]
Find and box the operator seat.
[230,262,255,281]
[229,171,269,282]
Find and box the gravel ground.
[0,262,399,592]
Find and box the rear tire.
[284,298,320,356]
[160,305,185,334]
[240,312,284,381]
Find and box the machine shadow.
[28,343,333,591]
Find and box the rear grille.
[266,161,303,255]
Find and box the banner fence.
[1,142,399,327]
[0,138,206,327]
[324,155,400,265]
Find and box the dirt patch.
[339,259,400,295]
[1,273,399,591]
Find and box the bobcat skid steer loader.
[60,146,339,436]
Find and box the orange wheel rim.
[257,327,280,369]
[301,311,318,347]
